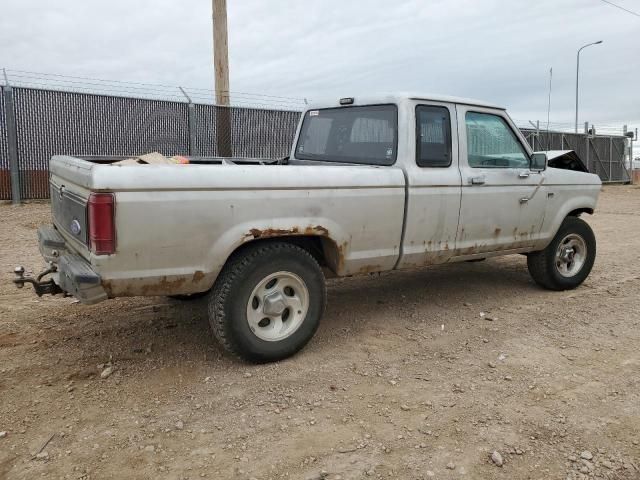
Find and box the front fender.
[534,186,600,250]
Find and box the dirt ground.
[0,186,639,480]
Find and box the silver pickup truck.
[15,94,601,362]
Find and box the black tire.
[209,242,326,363]
[527,216,596,291]
[169,290,210,301]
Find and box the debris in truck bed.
[113,152,189,166]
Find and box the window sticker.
[386,148,393,158]
[309,110,319,117]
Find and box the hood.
[536,150,588,172]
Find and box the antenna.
[546,67,552,149]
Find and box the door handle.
[519,197,529,204]
[518,171,530,178]
[469,176,485,185]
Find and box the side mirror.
[530,153,547,171]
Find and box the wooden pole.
[212,0,230,106]
[212,0,232,157]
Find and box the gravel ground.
[0,186,639,480]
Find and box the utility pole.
[212,0,232,156]
[212,0,230,106]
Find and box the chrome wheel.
[555,233,587,278]
[246,271,309,342]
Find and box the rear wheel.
[209,242,326,362]
[527,216,596,290]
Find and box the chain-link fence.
[192,102,299,158]
[521,129,631,183]
[12,88,193,199]
[0,89,9,199]
[0,84,633,201]
[0,86,301,200]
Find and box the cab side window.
[465,112,529,168]
[416,106,452,167]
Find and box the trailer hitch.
[13,265,63,297]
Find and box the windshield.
[295,105,397,165]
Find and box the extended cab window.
[416,106,451,167]
[465,112,529,168]
[295,105,397,165]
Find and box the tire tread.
[208,242,325,361]
[527,216,596,291]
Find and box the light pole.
[575,40,603,133]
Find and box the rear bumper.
[16,226,108,305]
[38,224,68,262]
[55,254,108,305]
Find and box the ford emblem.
[70,219,82,236]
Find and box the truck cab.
[292,94,599,265]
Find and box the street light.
[575,40,603,133]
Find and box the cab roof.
[307,93,503,110]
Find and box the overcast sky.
[1,0,638,132]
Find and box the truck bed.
[49,154,406,298]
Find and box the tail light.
[88,193,116,254]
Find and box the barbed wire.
[513,118,629,136]
[4,68,308,101]
[0,69,634,129]
[0,68,307,111]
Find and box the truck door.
[397,101,462,268]
[455,105,547,255]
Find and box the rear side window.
[416,105,452,167]
[295,105,397,165]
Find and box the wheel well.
[228,236,341,276]
[568,208,594,217]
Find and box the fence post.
[584,121,590,174]
[631,131,635,185]
[624,125,634,185]
[609,136,613,182]
[2,70,21,204]
[179,87,197,157]
[188,103,197,156]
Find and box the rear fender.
[206,218,351,283]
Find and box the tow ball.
[13,265,63,297]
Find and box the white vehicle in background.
[15,94,602,362]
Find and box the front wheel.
[209,242,326,363]
[527,216,596,291]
